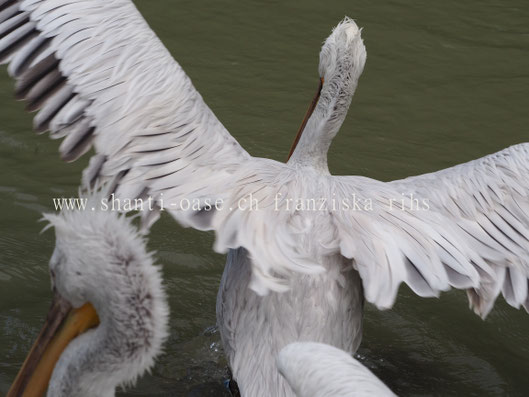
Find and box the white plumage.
[7,189,169,397]
[1,1,529,396]
[277,342,395,397]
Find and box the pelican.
[277,342,395,397]
[7,190,169,397]
[1,1,529,396]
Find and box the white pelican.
[1,1,529,396]
[7,190,169,397]
[277,342,395,397]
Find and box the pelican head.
[288,17,366,170]
[8,193,169,397]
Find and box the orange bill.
[7,293,100,397]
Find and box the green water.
[1,0,529,395]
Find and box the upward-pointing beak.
[287,77,324,160]
[7,293,100,397]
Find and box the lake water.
[1,0,528,395]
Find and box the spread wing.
[0,0,250,206]
[387,143,529,316]
[184,158,529,319]
[0,0,315,288]
[170,155,529,316]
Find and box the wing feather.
[389,143,529,316]
[0,0,250,196]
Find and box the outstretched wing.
[169,151,529,318]
[0,0,250,202]
[0,0,326,288]
[388,143,529,316]
[326,175,506,317]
